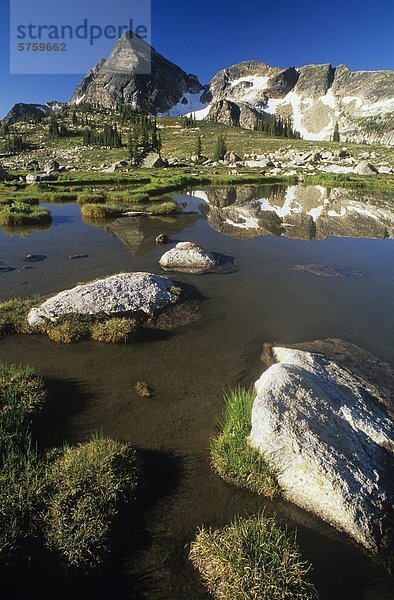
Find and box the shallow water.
[0,187,393,599]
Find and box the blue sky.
[1,0,394,119]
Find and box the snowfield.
[159,92,209,117]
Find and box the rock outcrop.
[28,272,182,326]
[159,242,234,274]
[249,345,394,559]
[70,31,204,115]
[141,152,167,168]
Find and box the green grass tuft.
[45,315,91,344]
[147,200,178,215]
[90,318,137,343]
[211,387,280,498]
[190,512,318,600]
[77,192,107,205]
[43,434,139,570]
[0,363,48,566]
[80,203,121,219]
[0,203,51,227]
[0,297,39,336]
[0,363,47,428]
[0,363,140,570]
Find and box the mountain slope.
[1,102,65,126]
[70,31,204,115]
[196,61,394,145]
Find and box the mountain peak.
[70,32,203,114]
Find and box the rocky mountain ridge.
[2,101,65,126]
[70,31,204,115]
[201,61,394,144]
[2,31,393,145]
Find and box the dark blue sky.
[1,0,394,118]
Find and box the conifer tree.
[333,122,340,142]
[214,134,227,161]
[195,135,203,159]
[48,115,59,137]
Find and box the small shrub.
[190,513,318,600]
[90,318,137,343]
[211,387,279,498]
[43,435,139,570]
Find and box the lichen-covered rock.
[28,272,181,326]
[249,346,394,558]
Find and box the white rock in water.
[28,272,180,326]
[249,347,394,556]
[159,242,218,273]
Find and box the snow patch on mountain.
[160,92,208,117]
[186,104,212,120]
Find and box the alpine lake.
[1,183,393,599]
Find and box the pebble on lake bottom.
[134,381,156,399]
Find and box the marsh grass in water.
[190,512,318,600]
[0,297,140,344]
[304,172,394,190]
[0,364,48,565]
[0,363,47,428]
[0,202,51,227]
[77,192,107,205]
[0,363,140,570]
[0,297,40,336]
[45,314,139,344]
[90,318,137,343]
[0,437,47,566]
[211,387,280,498]
[43,435,139,570]
[80,203,122,219]
[81,199,178,219]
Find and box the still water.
[0,186,393,599]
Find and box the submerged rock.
[134,381,155,399]
[293,264,366,277]
[159,242,235,274]
[28,272,183,326]
[155,234,168,245]
[249,346,394,559]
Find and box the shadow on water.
[0,449,185,600]
[31,377,93,449]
